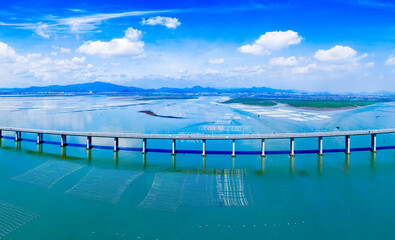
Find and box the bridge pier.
[370,134,377,153]
[142,138,147,154]
[202,139,206,157]
[261,139,266,157]
[171,139,176,155]
[289,138,295,157]
[318,137,323,156]
[86,136,92,149]
[345,135,351,154]
[60,134,67,147]
[231,139,236,157]
[113,137,119,152]
[37,133,43,144]
[15,131,22,142]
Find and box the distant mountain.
[0,81,148,94]
[0,81,299,95]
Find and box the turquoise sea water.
[0,96,395,239]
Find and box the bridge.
[1,127,395,157]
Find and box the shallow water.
[0,96,394,239]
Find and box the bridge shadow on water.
[0,136,388,175]
[1,136,394,220]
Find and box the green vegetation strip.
[223,98,277,106]
[223,98,382,109]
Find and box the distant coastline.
[222,97,386,110]
[1,81,394,109]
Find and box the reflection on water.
[12,161,84,189]
[290,157,294,173]
[0,201,39,238]
[345,154,350,173]
[371,152,376,169]
[65,168,142,203]
[15,141,21,152]
[318,155,323,174]
[1,96,395,239]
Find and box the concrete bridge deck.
[0,126,394,139]
[0,127,394,157]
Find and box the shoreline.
[223,99,380,111]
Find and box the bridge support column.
[370,134,377,153]
[345,135,351,154]
[261,139,266,157]
[113,137,119,152]
[171,139,176,155]
[318,137,323,156]
[15,131,21,142]
[60,135,67,147]
[202,139,206,157]
[289,138,295,157]
[142,138,147,154]
[231,139,236,157]
[37,133,43,144]
[86,136,92,149]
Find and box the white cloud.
[204,68,220,75]
[269,56,298,66]
[314,45,357,62]
[35,24,50,38]
[0,41,95,85]
[238,30,302,55]
[178,68,188,74]
[72,56,86,63]
[0,10,171,37]
[77,27,144,58]
[60,47,71,53]
[141,16,181,29]
[58,10,170,33]
[0,42,16,59]
[293,63,318,74]
[233,65,265,74]
[365,62,374,67]
[208,58,224,64]
[27,53,42,59]
[385,57,395,66]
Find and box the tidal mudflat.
[0,96,394,239]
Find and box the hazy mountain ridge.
[0,81,297,95]
[0,81,393,97]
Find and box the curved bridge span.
[1,127,395,157]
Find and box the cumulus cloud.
[292,63,318,74]
[77,27,144,58]
[141,16,181,29]
[238,30,302,55]
[314,45,358,62]
[269,56,298,66]
[385,57,395,66]
[208,58,224,64]
[0,41,95,84]
[0,42,16,59]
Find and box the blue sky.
[0,0,394,92]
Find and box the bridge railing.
[0,127,394,156]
